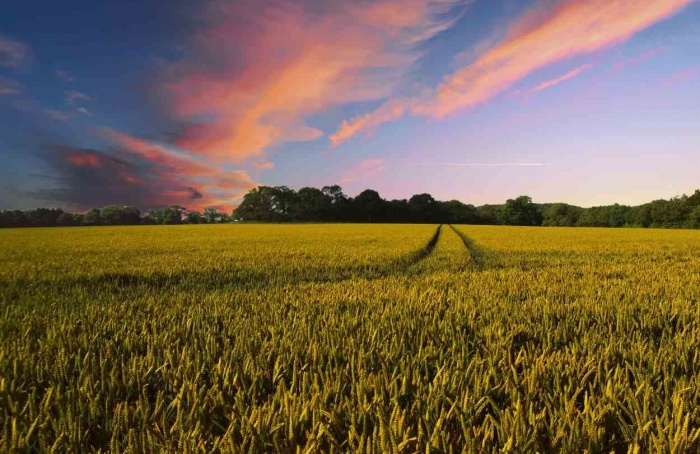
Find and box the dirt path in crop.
[448,225,489,270]
[406,224,442,266]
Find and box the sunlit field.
[2,224,700,452]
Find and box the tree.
[497,196,542,226]
[441,200,479,224]
[322,185,349,220]
[100,205,141,225]
[476,205,500,225]
[269,186,298,221]
[234,186,274,221]
[56,212,79,226]
[352,189,385,223]
[408,193,443,223]
[687,206,700,229]
[203,207,228,223]
[82,208,102,226]
[295,187,331,221]
[184,211,204,224]
[542,203,583,227]
[0,210,28,228]
[146,205,186,225]
[385,199,411,223]
[25,208,64,227]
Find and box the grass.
[2,224,700,452]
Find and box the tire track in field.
[406,224,442,267]
[5,225,446,296]
[448,225,490,270]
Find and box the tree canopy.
[3,187,700,230]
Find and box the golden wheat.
[1,223,700,452]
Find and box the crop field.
[2,224,700,453]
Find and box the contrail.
[415,162,553,167]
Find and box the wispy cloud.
[76,107,94,116]
[44,109,70,121]
[252,161,274,171]
[340,158,386,183]
[614,47,668,71]
[416,162,552,167]
[65,91,91,105]
[661,66,700,87]
[0,77,23,96]
[529,64,594,94]
[159,0,464,162]
[97,127,257,210]
[331,0,696,146]
[55,69,75,82]
[0,37,31,68]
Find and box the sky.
[1,0,699,211]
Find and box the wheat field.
[2,224,700,453]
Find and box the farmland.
[2,224,700,452]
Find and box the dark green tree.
[497,196,542,226]
[542,203,583,227]
[100,206,141,225]
[146,205,186,225]
[184,211,204,224]
[295,187,331,221]
[352,189,386,223]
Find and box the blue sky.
[1,0,699,211]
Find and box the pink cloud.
[99,127,257,210]
[614,47,669,71]
[159,0,461,162]
[332,0,696,145]
[529,63,594,93]
[661,66,700,87]
[340,158,387,183]
[66,153,102,168]
[0,37,31,68]
[253,161,274,171]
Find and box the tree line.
[2,185,700,229]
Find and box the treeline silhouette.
[2,185,700,229]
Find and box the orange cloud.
[66,153,102,168]
[252,161,274,171]
[332,0,696,145]
[161,0,461,162]
[99,127,256,210]
[529,63,594,93]
[330,97,419,147]
[340,158,386,184]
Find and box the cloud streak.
[65,91,91,105]
[661,66,700,87]
[159,0,463,162]
[98,128,257,210]
[37,136,257,212]
[340,158,387,183]
[529,63,593,93]
[416,162,552,167]
[332,0,697,145]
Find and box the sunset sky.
[1,0,699,211]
